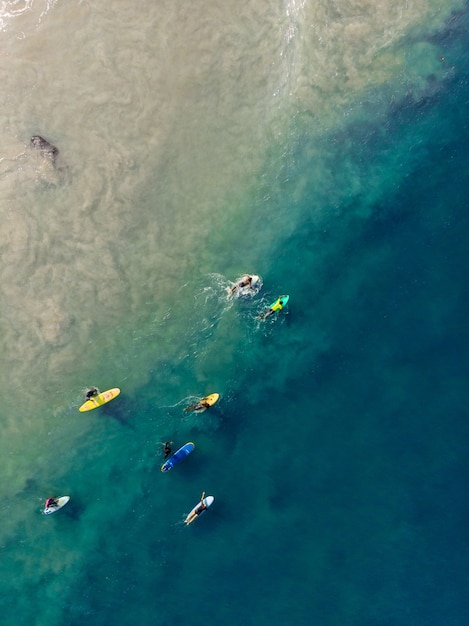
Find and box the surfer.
[185,492,207,525]
[258,295,289,320]
[163,441,173,459]
[193,398,210,412]
[228,274,254,295]
[194,398,210,411]
[85,387,99,401]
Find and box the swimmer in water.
[163,441,173,459]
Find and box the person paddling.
[258,295,289,320]
[228,275,254,295]
[184,492,207,525]
[184,398,210,412]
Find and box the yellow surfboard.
[79,388,121,412]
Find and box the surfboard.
[44,496,70,515]
[194,393,220,413]
[184,495,215,525]
[79,388,121,412]
[161,442,195,472]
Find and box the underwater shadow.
[100,397,136,430]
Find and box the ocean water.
[0,1,468,624]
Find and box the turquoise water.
[1,2,468,624]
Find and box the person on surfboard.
[85,387,99,401]
[258,295,289,320]
[185,492,207,525]
[228,274,254,295]
[185,398,210,412]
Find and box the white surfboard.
[44,496,70,515]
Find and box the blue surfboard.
[161,442,195,472]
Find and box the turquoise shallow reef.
[0,2,468,624]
